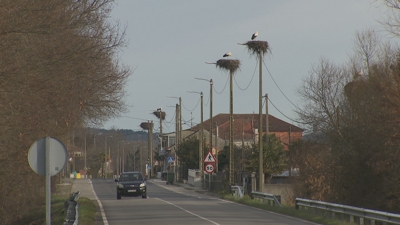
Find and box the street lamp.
[104,135,113,179]
[188,91,204,187]
[195,77,216,171]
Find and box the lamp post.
[104,135,113,179]
[188,91,204,187]
[195,77,215,171]
[168,96,182,182]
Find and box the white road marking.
[89,180,109,225]
[156,198,220,225]
[149,180,202,199]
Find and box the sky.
[102,0,386,133]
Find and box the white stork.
[223,52,232,57]
[251,31,258,40]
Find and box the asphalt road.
[91,178,317,225]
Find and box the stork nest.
[140,122,153,130]
[216,59,241,73]
[245,40,269,56]
[153,111,166,120]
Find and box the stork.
[251,31,258,40]
[223,52,232,57]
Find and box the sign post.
[28,137,67,225]
[203,151,217,189]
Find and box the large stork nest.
[216,59,241,73]
[153,111,166,120]
[140,122,153,130]
[244,40,270,56]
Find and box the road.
[90,178,316,225]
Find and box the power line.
[234,60,258,91]
[267,97,304,124]
[182,96,200,112]
[263,59,297,108]
[213,74,229,94]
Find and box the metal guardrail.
[250,191,282,207]
[64,191,80,225]
[296,198,400,225]
[231,185,244,198]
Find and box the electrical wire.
[182,95,200,112]
[267,97,304,124]
[213,74,229,94]
[263,59,297,108]
[234,60,258,91]
[204,94,210,107]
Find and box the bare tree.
[0,1,131,223]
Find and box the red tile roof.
[191,113,303,141]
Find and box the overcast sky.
[103,0,386,133]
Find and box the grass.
[222,195,356,225]
[76,197,97,225]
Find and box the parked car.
[115,171,147,199]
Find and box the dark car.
[114,171,147,199]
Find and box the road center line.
[156,198,220,225]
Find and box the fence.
[250,191,282,207]
[296,198,400,225]
[63,191,80,225]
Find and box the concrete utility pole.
[258,52,264,192]
[195,78,213,158]
[229,70,234,185]
[188,91,204,187]
[238,34,269,191]
[168,96,181,181]
[149,120,154,178]
[215,122,218,172]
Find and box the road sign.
[28,136,67,176]
[168,156,174,163]
[204,163,215,174]
[203,151,216,163]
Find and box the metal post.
[45,137,51,225]
[84,132,87,178]
[200,92,204,187]
[104,137,107,179]
[210,80,213,157]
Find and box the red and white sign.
[203,151,217,163]
[204,163,215,174]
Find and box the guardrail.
[63,191,80,225]
[250,191,282,207]
[231,185,244,198]
[296,198,400,225]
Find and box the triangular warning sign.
[203,151,216,163]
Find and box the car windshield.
[119,173,142,181]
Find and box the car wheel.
[117,193,121,200]
[142,193,147,198]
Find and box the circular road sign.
[28,137,67,176]
[204,163,215,174]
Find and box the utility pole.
[188,91,204,187]
[258,51,263,192]
[229,70,234,185]
[149,120,153,178]
[195,78,213,159]
[215,122,218,172]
